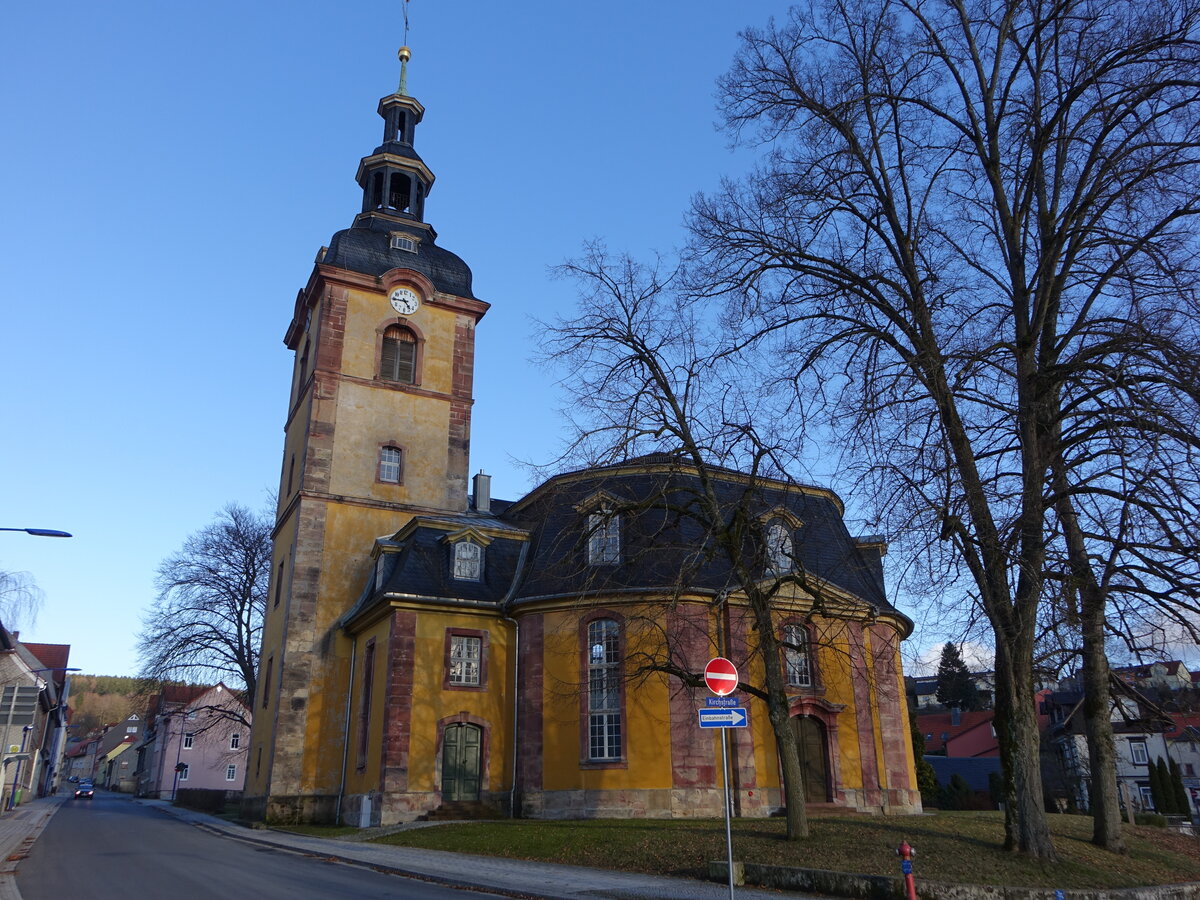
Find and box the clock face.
[389,287,420,315]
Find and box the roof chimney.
[472,471,491,514]
[951,706,961,726]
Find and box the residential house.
[0,627,71,805]
[21,641,73,795]
[135,684,250,799]
[100,738,138,792]
[1041,680,1193,818]
[1114,660,1194,693]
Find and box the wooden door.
[441,723,481,801]
[792,715,830,802]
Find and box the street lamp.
[0,528,72,538]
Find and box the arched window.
[388,172,411,211]
[587,619,622,760]
[378,445,403,483]
[587,508,620,565]
[380,326,416,384]
[766,519,793,575]
[783,623,813,687]
[452,540,483,581]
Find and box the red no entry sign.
[704,657,739,696]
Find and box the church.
[242,47,920,826]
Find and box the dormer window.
[452,540,483,582]
[390,234,417,253]
[766,519,793,575]
[587,508,620,565]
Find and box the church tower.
[244,47,488,822]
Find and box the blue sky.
[2,1,802,675]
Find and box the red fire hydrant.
[896,840,917,900]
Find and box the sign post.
[703,657,740,900]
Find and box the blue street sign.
[698,707,748,728]
[705,697,739,708]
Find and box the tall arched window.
[380,326,416,384]
[783,623,813,687]
[587,619,622,760]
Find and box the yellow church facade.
[242,50,919,826]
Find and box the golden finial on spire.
[397,46,411,96]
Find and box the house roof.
[22,642,70,677]
[926,756,1002,791]
[159,684,212,707]
[945,718,999,757]
[1114,660,1188,681]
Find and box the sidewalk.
[0,794,67,900]
[132,797,803,900]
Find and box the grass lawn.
[361,812,1200,889]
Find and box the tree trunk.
[1048,419,1125,852]
[747,587,809,840]
[1080,591,1125,851]
[995,644,1057,858]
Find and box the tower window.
[379,445,403,483]
[380,326,417,384]
[370,172,384,208]
[390,234,417,253]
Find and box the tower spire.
[397,46,411,97]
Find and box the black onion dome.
[322,215,475,299]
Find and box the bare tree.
[543,246,907,839]
[0,569,42,630]
[685,0,1200,858]
[137,504,271,708]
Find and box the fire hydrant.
[896,840,917,900]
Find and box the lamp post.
[0,528,72,538]
[2,666,80,812]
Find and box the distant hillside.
[67,675,143,734]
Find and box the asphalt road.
[17,791,506,900]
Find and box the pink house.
[135,684,250,799]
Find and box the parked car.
[74,782,94,799]
[67,775,79,783]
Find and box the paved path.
[0,795,66,900]
[0,793,806,900]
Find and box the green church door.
[441,723,481,802]
[792,715,830,802]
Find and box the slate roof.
[505,463,892,611]
[347,459,900,626]
[321,213,475,299]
